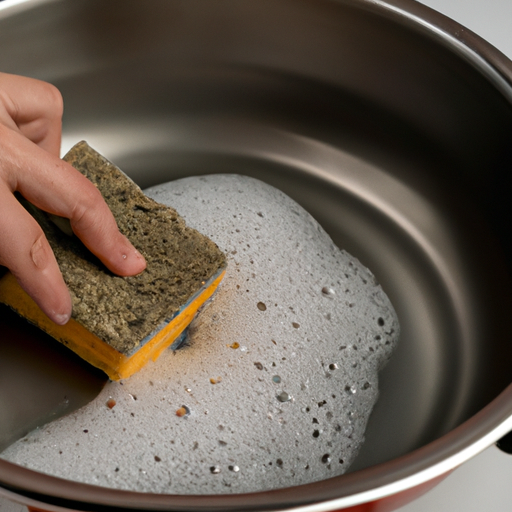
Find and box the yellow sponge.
[0,142,226,380]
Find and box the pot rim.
[1,0,512,510]
[2,385,512,512]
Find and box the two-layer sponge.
[0,142,226,380]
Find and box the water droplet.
[321,454,331,464]
[229,465,240,472]
[257,302,267,311]
[328,363,338,371]
[272,375,281,383]
[321,286,335,298]
[343,424,354,436]
[277,391,292,402]
[345,385,357,395]
[210,465,221,474]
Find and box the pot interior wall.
[1,0,512,495]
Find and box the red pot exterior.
[25,473,450,512]
[331,473,450,512]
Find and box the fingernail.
[122,236,144,260]
[53,312,71,325]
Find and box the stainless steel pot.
[1,0,512,510]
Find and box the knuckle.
[29,231,51,271]
[38,81,64,119]
[0,224,47,275]
[70,183,108,231]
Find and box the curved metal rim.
[367,0,512,99]
[2,385,512,512]
[0,0,58,19]
[1,0,512,510]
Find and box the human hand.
[0,72,146,325]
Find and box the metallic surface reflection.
[1,0,512,510]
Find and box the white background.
[1,0,512,511]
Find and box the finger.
[0,72,63,156]
[0,185,72,325]
[0,126,146,277]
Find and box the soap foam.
[1,174,399,494]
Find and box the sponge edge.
[0,268,225,381]
[0,141,227,380]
